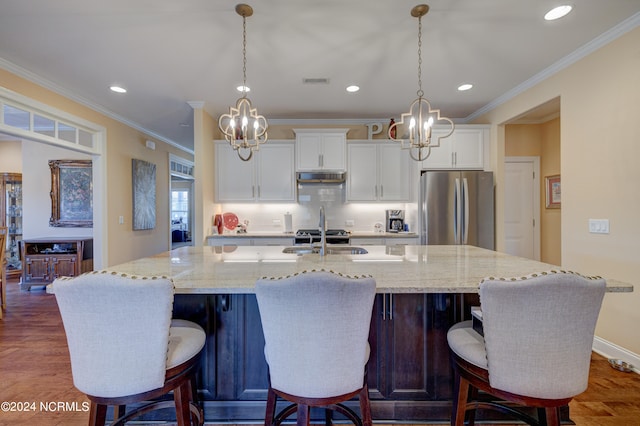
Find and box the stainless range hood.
[296,171,346,184]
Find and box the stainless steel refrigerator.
[419,170,494,249]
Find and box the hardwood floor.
[1,277,639,425]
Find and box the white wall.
[475,27,640,357]
[21,140,92,239]
[0,139,22,172]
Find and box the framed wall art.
[132,158,156,230]
[545,174,561,209]
[49,159,93,227]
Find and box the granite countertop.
[93,245,632,295]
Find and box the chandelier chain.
[417,15,424,98]
[242,15,247,95]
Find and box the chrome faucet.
[318,206,327,256]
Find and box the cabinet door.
[378,145,410,201]
[420,130,454,169]
[296,133,346,171]
[452,129,484,169]
[351,237,385,246]
[215,142,256,201]
[50,256,78,278]
[207,237,253,246]
[296,134,322,170]
[386,237,419,245]
[254,238,294,246]
[321,134,346,170]
[173,295,216,400]
[347,144,378,201]
[257,144,295,201]
[214,294,269,401]
[383,293,433,399]
[23,256,51,283]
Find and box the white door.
[504,157,540,260]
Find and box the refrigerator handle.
[454,178,461,244]
[463,178,470,244]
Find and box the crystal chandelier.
[218,4,268,161]
[388,4,454,162]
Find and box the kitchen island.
[98,245,631,423]
[103,244,631,294]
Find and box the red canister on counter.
[214,214,223,235]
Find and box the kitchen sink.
[282,246,368,255]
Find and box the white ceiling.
[1,0,639,152]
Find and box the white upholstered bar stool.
[52,271,205,426]
[255,270,376,426]
[447,271,606,426]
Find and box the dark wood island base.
[169,293,571,424]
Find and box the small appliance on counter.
[386,209,405,232]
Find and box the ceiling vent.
[303,78,330,85]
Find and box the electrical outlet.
[118,215,124,225]
[345,219,355,227]
[588,219,609,234]
[272,219,281,225]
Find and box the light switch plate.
[589,219,609,234]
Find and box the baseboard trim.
[593,336,640,374]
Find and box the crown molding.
[464,11,640,123]
[0,57,193,155]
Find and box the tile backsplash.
[215,183,417,234]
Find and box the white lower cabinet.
[207,237,294,246]
[215,141,295,202]
[207,236,253,246]
[347,142,410,201]
[351,237,385,246]
[351,237,419,246]
[386,237,419,245]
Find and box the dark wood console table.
[21,237,93,290]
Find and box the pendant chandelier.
[218,4,268,161]
[388,4,454,162]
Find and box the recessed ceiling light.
[458,83,473,91]
[109,85,127,94]
[544,5,573,21]
[346,85,360,93]
[236,85,250,93]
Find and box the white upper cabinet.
[347,142,411,202]
[347,144,378,200]
[215,141,295,202]
[294,129,348,171]
[257,143,296,201]
[215,142,255,201]
[420,126,488,170]
[378,144,411,201]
